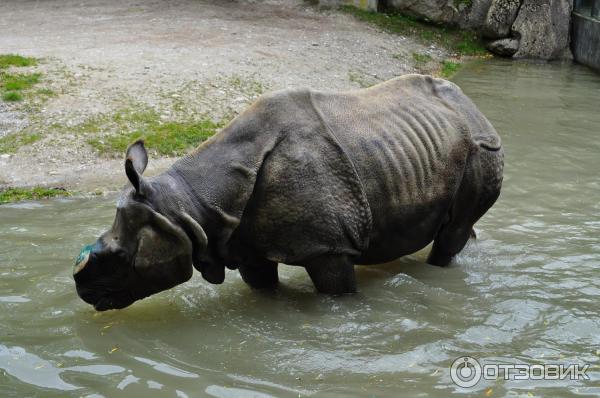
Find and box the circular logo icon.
[450,356,482,388]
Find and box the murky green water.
[1,60,600,397]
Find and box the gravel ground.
[0,0,448,193]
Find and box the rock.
[482,0,521,38]
[486,37,520,56]
[385,0,456,25]
[458,0,494,30]
[322,0,572,60]
[323,0,378,11]
[512,0,573,60]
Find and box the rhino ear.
[125,140,148,194]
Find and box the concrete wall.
[572,11,600,71]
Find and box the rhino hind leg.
[427,211,490,267]
[428,147,502,267]
[304,255,357,294]
[239,261,279,289]
[427,227,473,267]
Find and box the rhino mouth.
[93,293,136,311]
[76,284,137,311]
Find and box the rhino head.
[73,140,213,311]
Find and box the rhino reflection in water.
[73,74,503,311]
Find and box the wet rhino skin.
[156,74,503,293]
[70,73,503,307]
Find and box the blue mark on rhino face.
[76,244,93,265]
[74,243,96,274]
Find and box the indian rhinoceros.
[73,74,503,311]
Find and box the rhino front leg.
[304,255,357,294]
[239,261,279,289]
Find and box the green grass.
[2,91,22,102]
[0,72,43,102]
[36,88,56,97]
[2,72,40,91]
[0,54,37,69]
[227,74,266,97]
[87,110,224,156]
[0,54,43,102]
[0,133,41,153]
[0,54,51,103]
[340,6,487,56]
[0,187,70,204]
[412,52,433,64]
[348,70,375,88]
[440,60,461,78]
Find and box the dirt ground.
[0,0,448,193]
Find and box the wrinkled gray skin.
[74,75,503,311]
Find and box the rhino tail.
[472,131,502,152]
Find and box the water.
[1,59,600,397]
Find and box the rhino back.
[310,75,501,263]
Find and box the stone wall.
[572,11,600,70]
[322,0,574,60]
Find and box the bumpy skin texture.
[175,74,503,288]
[74,74,503,309]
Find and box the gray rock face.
[385,0,494,28]
[512,0,573,59]
[458,0,494,30]
[386,0,456,24]
[486,37,520,56]
[321,0,573,60]
[483,0,521,38]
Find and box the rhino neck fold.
[165,110,285,267]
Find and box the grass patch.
[440,60,461,78]
[0,133,41,153]
[340,6,487,56]
[2,91,23,102]
[0,187,70,204]
[86,108,225,156]
[0,72,43,102]
[36,88,56,97]
[227,74,266,98]
[412,52,433,64]
[0,54,37,69]
[2,72,40,91]
[348,70,375,88]
[0,55,50,103]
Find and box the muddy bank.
[0,0,453,193]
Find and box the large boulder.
[458,0,494,30]
[322,0,573,60]
[385,0,495,28]
[486,37,520,56]
[482,0,521,38]
[512,0,573,59]
[385,0,457,24]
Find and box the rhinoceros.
[73,74,503,311]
